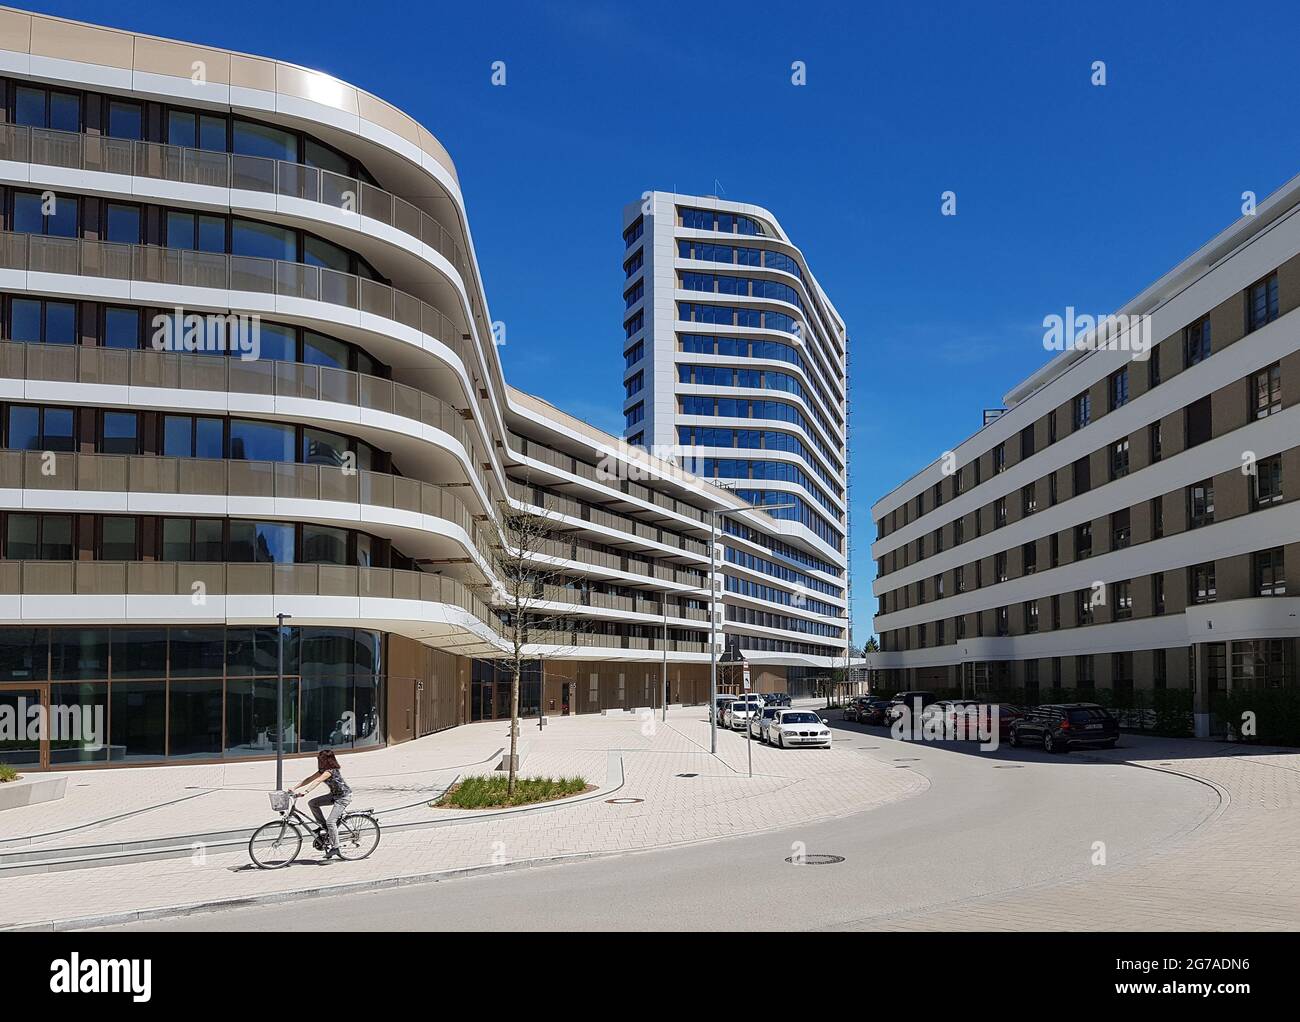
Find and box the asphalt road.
[104,717,1219,931]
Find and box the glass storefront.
[0,626,384,767]
[470,658,540,721]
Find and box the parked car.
[760,692,791,707]
[858,697,892,725]
[724,695,764,730]
[751,704,786,741]
[885,690,938,725]
[1009,703,1118,752]
[842,696,872,721]
[921,699,981,732]
[710,696,735,723]
[768,709,832,749]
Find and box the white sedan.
[767,709,832,749]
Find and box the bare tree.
[493,497,575,793]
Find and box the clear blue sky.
[27,0,1300,637]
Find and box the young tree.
[493,497,573,793]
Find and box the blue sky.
[27,0,1300,636]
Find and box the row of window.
[677,240,801,278]
[731,489,843,551]
[681,456,842,516]
[881,361,1287,576]
[678,332,839,413]
[725,604,842,639]
[722,516,843,578]
[724,545,843,597]
[885,549,1287,652]
[879,269,1288,540]
[678,207,769,236]
[676,425,842,490]
[1,296,384,375]
[677,395,840,465]
[724,574,840,617]
[679,272,801,310]
[676,301,799,336]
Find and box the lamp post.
[706,499,797,755]
[275,612,292,790]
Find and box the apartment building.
[0,8,848,768]
[870,177,1300,736]
[620,191,850,562]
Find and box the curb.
[1,851,615,932]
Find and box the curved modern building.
[621,192,849,560]
[0,9,849,768]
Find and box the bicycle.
[248,790,382,869]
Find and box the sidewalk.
[0,704,925,929]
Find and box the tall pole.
[709,511,719,755]
[662,600,668,723]
[275,611,291,790]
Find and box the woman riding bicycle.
[288,749,353,860]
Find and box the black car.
[1009,703,1118,752]
[885,690,937,725]
[842,696,872,721]
[856,697,892,725]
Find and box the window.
[1072,392,1091,430]
[1184,315,1211,367]
[1025,600,1039,633]
[996,606,1009,637]
[105,203,142,245]
[624,341,643,368]
[1253,455,1283,508]
[1111,508,1130,549]
[1148,350,1162,389]
[1185,395,1212,448]
[1246,272,1279,332]
[1072,456,1091,496]
[1074,522,1092,559]
[1113,652,1133,689]
[5,513,73,559]
[12,190,78,237]
[6,405,75,451]
[229,520,294,563]
[1188,480,1215,529]
[1020,426,1035,460]
[624,371,643,399]
[229,420,294,462]
[1021,483,1037,516]
[625,402,644,429]
[1154,648,1167,688]
[1151,495,1164,539]
[1050,533,1060,568]
[1109,367,1129,410]
[1076,590,1094,626]
[7,297,76,344]
[953,517,964,545]
[106,99,142,139]
[14,85,80,131]
[1152,573,1166,615]
[166,210,226,252]
[168,109,226,151]
[100,517,138,560]
[1148,421,1163,463]
[994,497,1007,529]
[161,518,224,562]
[163,415,223,459]
[1254,548,1286,596]
[1190,562,1217,604]
[1022,541,1037,574]
[1048,471,1058,506]
[1051,595,1061,630]
[1252,364,1282,419]
[1109,437,1130,479]
[1076,655,1094,686]
[1113,580,1133,620]
[993,443,1005,474]
[995,551,1008,583]
[103,307,142,349]
[100,412,139,455]
[1048,410,1058,445]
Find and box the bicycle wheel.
[248,819,303,869]
[335,813,381,861]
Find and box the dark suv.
[885,690,937,725]
[1009,703,1118,752]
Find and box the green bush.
[1214,688,1300,746]
[0,764,20,783]
[434,774,588,809]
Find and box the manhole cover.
[675,773,698,778]
[785,854,845,865]
[605,797,644,805]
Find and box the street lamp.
[275,612,292,790]
[706,499,797,755]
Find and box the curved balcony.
[0,450,499,574]
[0,124,471,283]
[0,232,488,402]
[0,340,497,501]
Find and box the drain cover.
[993,765,1024,769]
[893,757,919,762]
[785,853,845,865]
[605,797,644,804]
[675,773,698,778]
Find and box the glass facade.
[0,626,384,766]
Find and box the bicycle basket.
[269,790,293,812]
